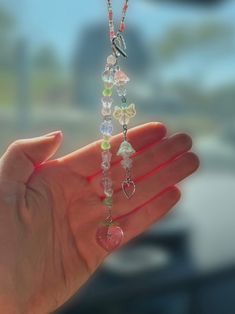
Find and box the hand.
[0,123,199,313]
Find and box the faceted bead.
[101,175,112,186]
[102,70,114,84]
[121,157,133,169]
[120,22,125,33]
[108,10,113,19]
[107,54,116,66]
[101,151,112,170]
[114,70,130,86]
[103,88,112,97]
[102,151,112,163]
[103,196,113,207]
[117,140,135,157]
[110,31,115,40]
[101,140,111,150]
[116,85,127,97]
[101,176,112,192]
[100,120,113,136]
[101,161,110,171]
[102,107,112,116]
[101,96,113,108]
[104,187,113,197]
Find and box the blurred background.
[0,0,235,313]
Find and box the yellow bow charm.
[113,103,136,125]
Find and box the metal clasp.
[112,33,128,58]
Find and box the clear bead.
[101,107,112,116]
[101,176,112,190]
[104,187,114,197]
[121,157,133,169]
[116,85,127,97]
[102,70,114,84]
[102,151,112,163]
[101,161,110,171]
[107,54,116,66]
[101,96,113,108]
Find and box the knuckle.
[7,140,24,154]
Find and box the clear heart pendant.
[122,179,136,199]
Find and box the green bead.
[103,196,113,207]
[101,140,111,150]
[103,88,112,97]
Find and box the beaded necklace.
[96,0,136,252]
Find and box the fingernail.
[44,130,62,138]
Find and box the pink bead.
[114,70,130,86]
[96,225,124,252]
[109,10,113,19]
[110,31,115,39]
[120,22,125,33]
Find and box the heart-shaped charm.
[96,224,124,252]
[122,179,136,199]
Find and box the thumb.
[0,131,63,183]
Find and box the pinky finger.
[116,186,181,245]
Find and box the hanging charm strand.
[113,64,136,200]
[107,0,137,199]
[96,0,131,252]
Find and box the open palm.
[0,122,199,313]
